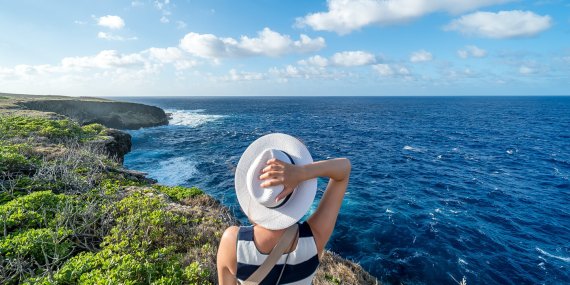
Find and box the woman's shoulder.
[220,226,240,249]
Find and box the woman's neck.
[252,225,295,254]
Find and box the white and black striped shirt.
[236,221,320,284]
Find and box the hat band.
[266,151,295,209]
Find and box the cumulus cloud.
[97,32,137,41]
[219,69,265,81]
[97,15,125,29]
[372,64,410,77]
[444,10,552,39]
[61,50,146,70]
[331,51,376,66]
[299,55,329,67]
[410,50,433,62]
[458,45,487,58]
[269,65,349,81]
[296,0,512,35]
[299,51,376,67]
[154,0,173,24]
[179,28,325,59]
[146,47,198,70]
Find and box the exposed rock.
[101,128,132,163]
[17,99,169,129]
[106,167,157,184]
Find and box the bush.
[0,191,70,232]
[152,185,203,202]
[80,123,105,137]
[0,143,38,175]
[28,190,213,285]
[0,228,73,264]
[0,116,104,141]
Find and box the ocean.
[115,96,570,284]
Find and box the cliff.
[0,93,169,129]
[0,93,378,284]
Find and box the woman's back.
[236,221,319,284]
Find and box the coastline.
[0,93,379,284]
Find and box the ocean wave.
[167,109,225,127]
[403,145,423,152]
[149,156,198,186]
[536,247,570,262]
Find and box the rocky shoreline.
[0,93,379,284]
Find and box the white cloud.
[97,32,137,41]
[97,15,125,30]
[410,50,433,62]
[296,0,512,35]
[154,0,172,23]
[0,50,158,84]
[331,51,376,66]
[458,45,487,58]
[179,28,325,59]
[298,55,329,67]
[299,51,376,67]
[372,64,410,77]
[61,50,147,70]
[146,47,198,70]
[269,65,349,81]
[445,10,552,39]
[220,69,265,81]
[147,47,184,62]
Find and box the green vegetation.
[0,116,105,141]
[0,143,38,175]
[152,185,203,202]
[0,115,229,284]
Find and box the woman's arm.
[217,226,239,285]
[260,158,351,258]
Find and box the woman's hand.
[259,158,306,202]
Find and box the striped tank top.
[236,221,320,284]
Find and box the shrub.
[152,185,203,202]
[33,190,213,284]
[0,143,38,175]
[0,191,70,232]
[0,228,73,264]
[80,123,105,137]
[0,116,104,142]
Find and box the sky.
[0,0,569,96]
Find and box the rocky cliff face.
[86,128,133,163]
[18,99,169,129]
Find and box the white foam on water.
[167,109,225,127]
[150,156,198,186]
[536,247,570,262]
[403,145,423,152]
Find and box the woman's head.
[234,133,318,230]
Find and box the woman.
[217,133,351,284]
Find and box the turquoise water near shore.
[117,96,570,284]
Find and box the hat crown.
[246,149,291,208]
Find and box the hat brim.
[235,133,317,230]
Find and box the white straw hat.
[235,133,317,230]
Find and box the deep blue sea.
[115,96,570,285]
